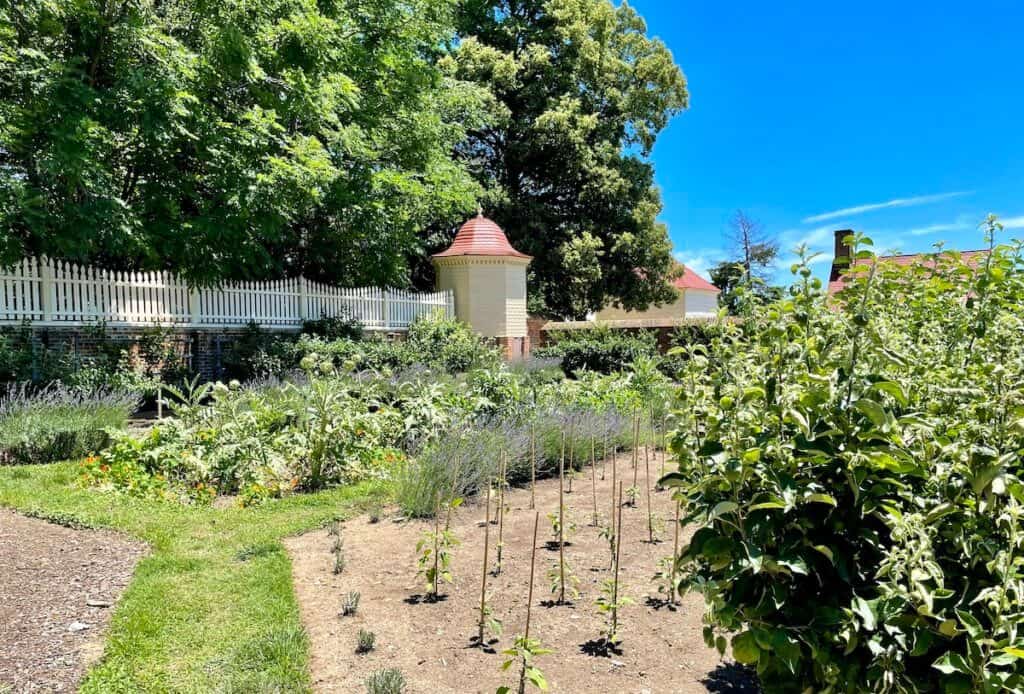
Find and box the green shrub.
[668,224,1024,692]
[405,312,499,373]
[301,312,364,341]
[535,325,658,375]
[0,384,138,465]
[365,668,406,694]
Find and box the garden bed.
[0,509,146,691]
[286,449,757,693]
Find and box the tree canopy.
[2,0,688,311]
[1,0,484,286]
[446,0,689,318]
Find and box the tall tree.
[0,0,485,287]
[442,0,689,318]
[709,209,781,313]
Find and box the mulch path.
[286,448,760,693]
[0,509,146,692]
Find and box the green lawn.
[0,462,389,693]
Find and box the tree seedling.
[625,485,640,508]
[341,591,360,617]
[547,561,580,604]
[546,511,576,546]
[416,495,458,599]
[476,478,503,646]
[497,512,551,694]
[356,629,376,654]
[595,483,633,647]
[495,451,507,575]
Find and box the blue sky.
[628,1,1024,282]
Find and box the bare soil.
[286,448,758,693]
[0,510,146,692]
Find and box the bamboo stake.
[612,481,624,638]
[432,493,441,598]
[567,419,575,493]
[445,456,461,532]
[670,500,680,607]
[558,432,566,604]
[530,421,537,510]
[496,450,506,575]
[590,434,599,527]
[601,427,608,481]
[478,478,492,643]
[645,435,654,544]
[660,412,668,480]
[525,511,539,639]
[631,411,640,487]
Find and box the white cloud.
[908,222,970,236]
[1001,216,1024,230]
[803,191,972,224]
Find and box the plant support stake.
[478,478,492,644]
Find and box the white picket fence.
[0,258,453,331]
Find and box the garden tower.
[432,212,532,358]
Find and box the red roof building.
[828,229,989,294]
[432,213,532,260]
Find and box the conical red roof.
[433,214,532,260]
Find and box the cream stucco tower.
[432,213,533,359]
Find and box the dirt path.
[287,449,758,693]
[0,510,146,692]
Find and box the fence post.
[189,286,202,326]
[381,289,391,330]
[298,277,308,322]
[40,257,56,322]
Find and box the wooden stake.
[645,436,654,544]
[612,482,624,637]
[558,432,566,604]
[567,419,575,493]
[525,511,539,639]
[478,478,492,644]
[590,435,599,527]
[670,500,680,607]
[660,413,668,480]
[496,450,506,575]
[530,421,537,510]
[631,412,640,487]
[432,493,441,598]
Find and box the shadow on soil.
[403,593,450,605]
[702,662,762,692]
[579,638,623,658]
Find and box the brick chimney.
[830,229,854,281]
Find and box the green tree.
[443,0,689,318]
[0,0,485,286]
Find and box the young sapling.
[595,482,634,647]
[415,494,458,599]
[644,434,655,543]
[495,450,507,575]
[497,512,551,694]
[625,485,640,508]
[476,478,501,646]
